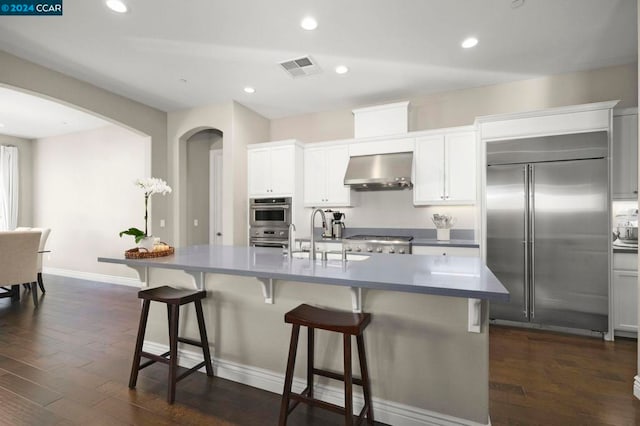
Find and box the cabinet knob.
[440,195,445,200]
[634,191,638,194]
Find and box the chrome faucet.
[287,223,296,257]
[309,208,327,260]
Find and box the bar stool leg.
[343,334,353,425]
[168,304,179,403]
[279,324,300,426]
[357,335,374,424]
[307,327,314,398]
[194,299,214,377]
[129,300,150,388]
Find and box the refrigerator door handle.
[523,165,529,319]
[529,165,536,320]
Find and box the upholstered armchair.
[0,231,40,306]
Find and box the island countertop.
[99,245,508,302]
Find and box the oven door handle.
[251,205,290,210]
[250,240,288,247]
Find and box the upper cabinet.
[248,141,302,197]
[612,109,638,200]
[413,130,477,205]
[304,144,351,207]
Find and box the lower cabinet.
[412,246,479,257]
[612,253,638,334]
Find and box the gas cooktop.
[345,235,413,242]
[343,235,413,254]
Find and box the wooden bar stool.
[128,286,214,404]
[279,304,374,425]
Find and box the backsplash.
[302,189,477,231]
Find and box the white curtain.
[0,145,19,231]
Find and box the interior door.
[487,164,528,322]
[530,159,609,331]
[210,149,223,245]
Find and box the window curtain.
[0,145,19,231]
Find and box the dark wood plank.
[1,275,639,425]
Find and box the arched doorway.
[180,128,224,246]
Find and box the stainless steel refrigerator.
[486,131,609,332]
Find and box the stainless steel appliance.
[613,209,638,247]
[249,227,289,248]
[343,235,413,254]
[331,211,346,239]
[486,131,609,332]
[249,197,291,228]
[344,152,413,191]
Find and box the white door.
[325,145,351,206]
[445,132,476,203]
[612,114,639,199]
[413,135,445,204]
[210,149,223,245]
[269,145,295,195]
[248,148,271,196]
[304,147,327,205]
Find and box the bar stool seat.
[279,304,374,425]
[129,285,214,404]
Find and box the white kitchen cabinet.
[612,109,638,200]
[412,246,480,257]
[248,144,295,197]
[413,130,476,205]
[613,252,638,334]
[303,144,351,207]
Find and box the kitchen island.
[99,245,507,426]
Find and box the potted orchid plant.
[119,177,172,250]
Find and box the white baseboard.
[143,341,490,426]
[634,376,640,400]
[44,267,140,287]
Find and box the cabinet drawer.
[412,246,479,257]
[613,253,638,271]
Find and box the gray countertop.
[98,245,508,302]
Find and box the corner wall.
[0,50,169,241]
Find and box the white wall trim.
[44,267,140,287]
[634,376,640,400]
[143,340,490,426]
[475,100,620,124]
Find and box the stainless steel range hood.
[343,152,413,191]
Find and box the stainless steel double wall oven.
[249,197,292,248]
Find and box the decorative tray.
[125,246,175,259]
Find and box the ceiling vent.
[278,56,322,78]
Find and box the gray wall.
[0,134,32,227]
[33,125,149,278]
[270,63,637,143]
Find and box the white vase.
[138,236,157,252]
[436,228,450,241]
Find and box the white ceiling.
[0,87,109,139]
[0,0,636,123]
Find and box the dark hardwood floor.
[0,276,639,425]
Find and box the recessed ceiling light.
[461,37,478,49]
[335,65,349,75]
[244,87,256,94]
[106,0,128,13]
[300,16,318,31]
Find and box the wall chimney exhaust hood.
[343,152,413,191]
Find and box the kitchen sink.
[290,251,370,261]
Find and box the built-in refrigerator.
[486,131,609,332]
